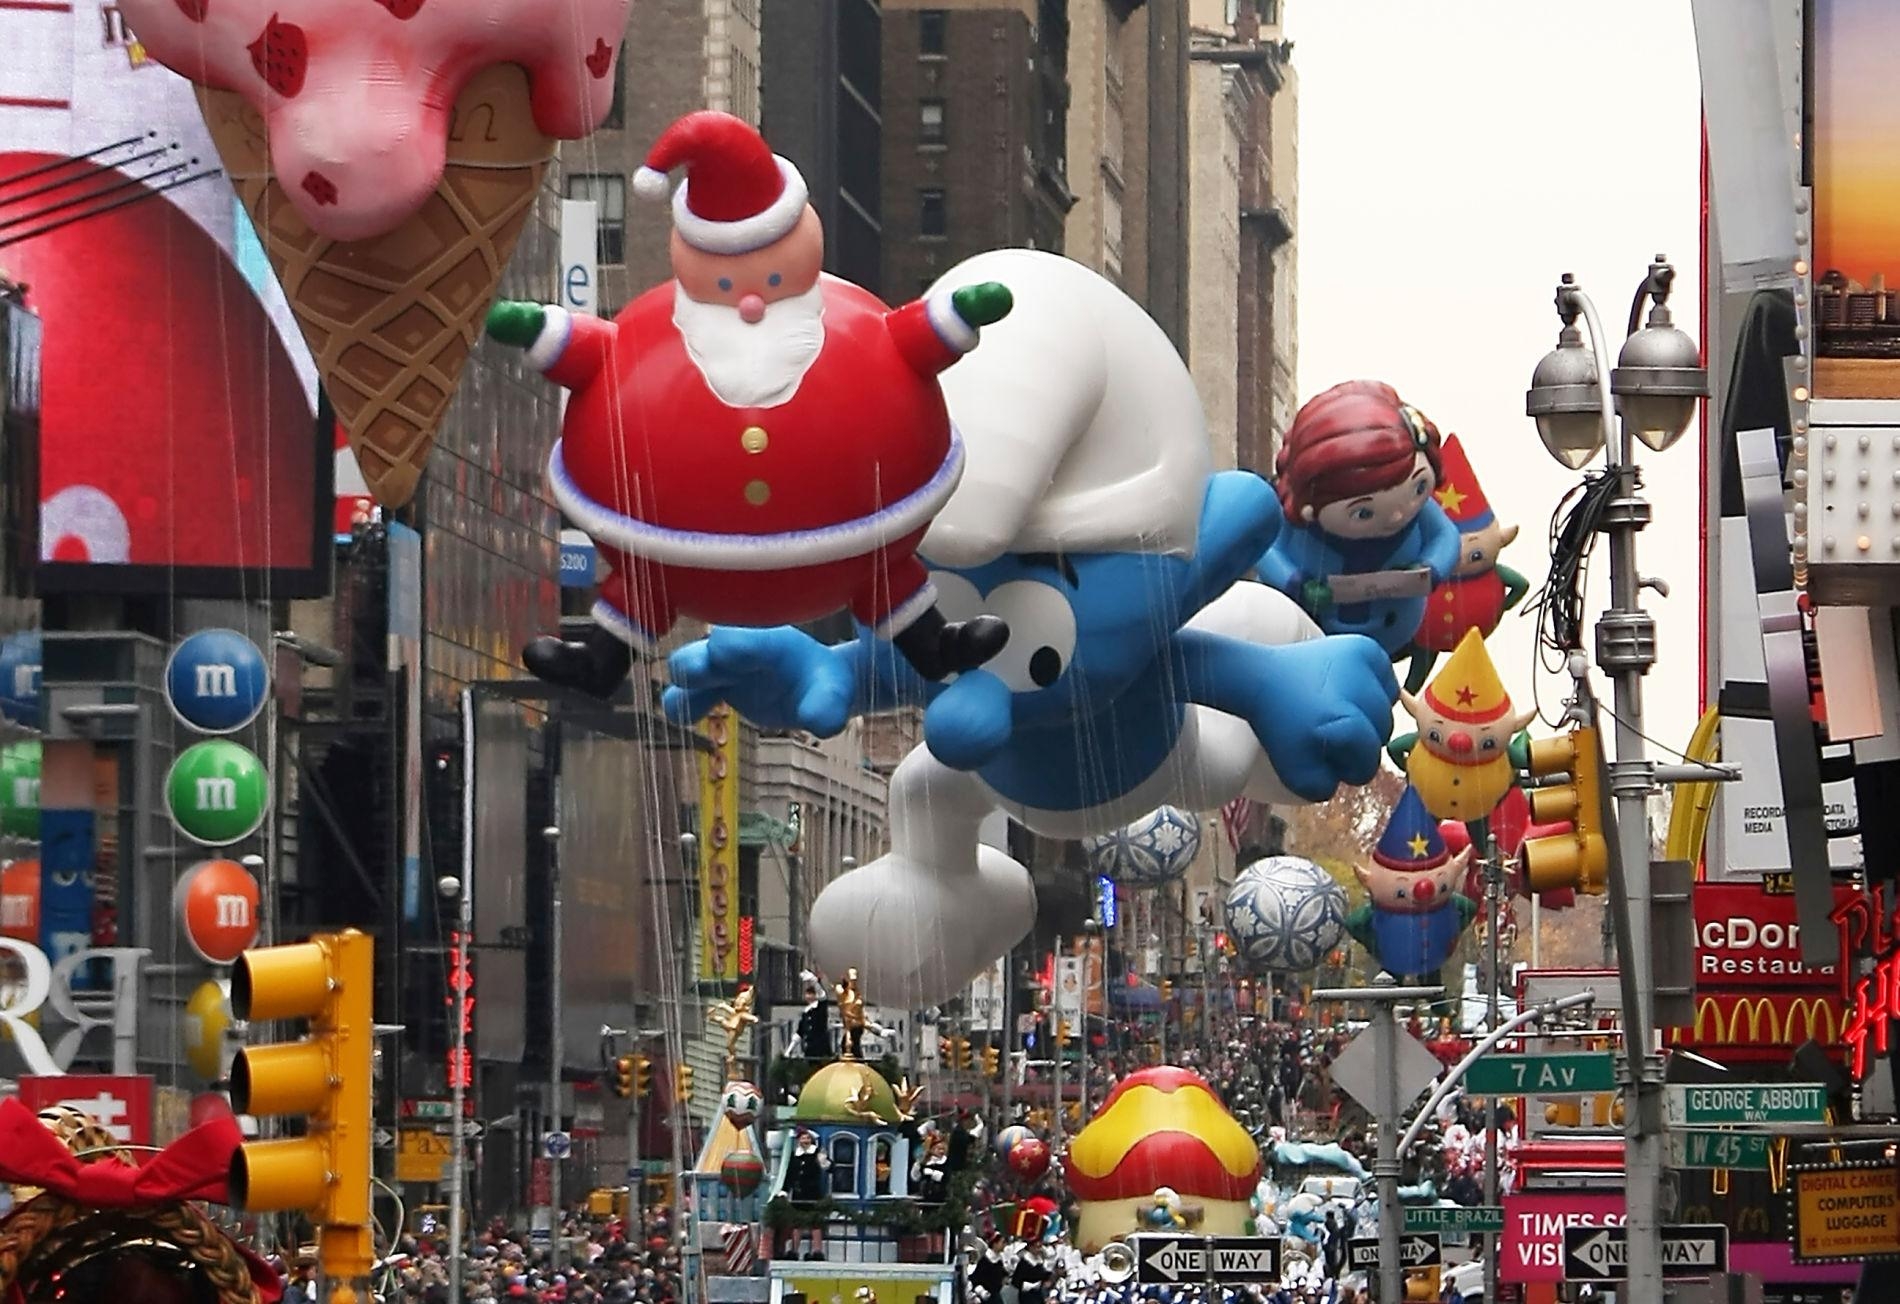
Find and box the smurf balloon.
[487,111,1014,698]
[1257,382,1462,657]
[1403,435,1529,691]
[1399,628,1534,823]
[664,249,1398,1007]
[1347,786,1476,979]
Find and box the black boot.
[891,607,1010,681]
[522,623,635,699]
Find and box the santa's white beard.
[673,281,827,408]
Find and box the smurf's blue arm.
[1179,471,1284,621]
[663,626,922,735]
[1418,498,1464,582]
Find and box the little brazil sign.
[1405,1205,1505,1235]
[1664,1083,1827,1126]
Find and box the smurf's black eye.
[1030,646,1064,687]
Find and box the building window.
[919,100,946,145]
[565,174,626,266]
[919,10,946,56]
[919,188,947,238]
[829,1135,859,1196]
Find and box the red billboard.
[18,1073,153,1146]
[0,7,329,596]
[1501,1191,1625,1283]
[1694,883,1850,992]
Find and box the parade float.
[1063,1066,1263,1254]
[681,977,965,1304]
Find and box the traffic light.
[956,1037,974,1071]
[228,930,375,1295]
[1522,726,1610,894]
[1545,1100,1582,1126]
[675,1063,695,1101]
[982,1045,1001,1078]
[1160,980,1173,1002]
[632,1054,652,1100]
[612,1055,636,1099]
[939,1035,956,1066]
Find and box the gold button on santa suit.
[744,479,771,506]
[741,425,769,453]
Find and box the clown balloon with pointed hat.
[1404,434,1528,691]
[1399,628,1535,823]
[1347,786,1476,979]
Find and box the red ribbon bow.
[0,1095,239,1208]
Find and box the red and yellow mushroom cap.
[1065,1067,1261,1203]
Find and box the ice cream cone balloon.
[119,0,635,507]
[1399,628,1534,822]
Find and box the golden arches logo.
[1676,994,1843,1046]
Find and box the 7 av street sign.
[1467,1052,1617,1095]
[1665,1083,1827,1126]
[1134,1237,1206,1284]
[1562,1224,1728,1282]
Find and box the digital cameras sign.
[0,5,332,595]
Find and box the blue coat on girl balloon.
[661,250,1399,1009]
[1257,382,1463,656]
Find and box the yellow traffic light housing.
[1403,1267,1442,1301]
[957,1037,974,1070]
[1522,726,1610,894]
[632,1054,652,1099]
[938,1035,955,1066]
[228,930,375,1292]
[1545,1099,1583,1126]
[612,1055,636,1099]
[675,1063,695,1101]
[982,1045,1001,1078]
[1160,980,1173,1002]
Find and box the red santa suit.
[531,280,973,650]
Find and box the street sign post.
[1562,1225,1728,1281]
[1664,1083,1827,1126]
[1405,1205,1505,1235]
[1133,1236,1207,1285]
[1467,1052,1617,1095]
[1669,1130,1773,1170]
[1207,1237,1283,1282]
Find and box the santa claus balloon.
[487,110,1015,696]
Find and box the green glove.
[486,300,546,348]
[950,281,1013,329]
[1300,578,1334,613]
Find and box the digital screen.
[0,5,328,595]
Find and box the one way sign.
[1348,1234,1440,1272]
[1562,1224,1728,1282]
[1134,1237,1206,1284]
[1208,1237,1283,1283]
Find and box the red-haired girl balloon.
[1257,382,1463,658]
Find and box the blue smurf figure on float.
[1256,381,1464,660]
[663,249,1399,1008]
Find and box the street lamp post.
[1524,258,1708,1304]
[544,822,565,1272]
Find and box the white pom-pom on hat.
[633,167,671,202]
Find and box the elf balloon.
[119,0,634,506]
[1399,628,1535,823]
[487,111,1014,696]
[663,249,1398,1007]
[1403,435,1529,692]
[1346,786,1476,979]
[1257,382,1463,657]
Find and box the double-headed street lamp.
[1524,256,1707,1304]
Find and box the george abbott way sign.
[0,936,148,1076]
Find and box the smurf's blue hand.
[1419,498,1464,583]
[921,670,1015,771]
[1175,629,1398,801]
[663,626,858,736]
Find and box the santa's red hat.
[633,110,810,255]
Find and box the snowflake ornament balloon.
[1083,805,1204,887]
[1224,856,1349,973]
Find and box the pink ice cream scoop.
[118,0,631,241]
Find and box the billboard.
[0,6,329,595]
[1501,1192,1625,1284]
[697,706,740,984]
[471,695,528,1062]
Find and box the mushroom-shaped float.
[1065,1066,1263,1253]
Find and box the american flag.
[1219,797,1256,851]
[722,1223,757,1274]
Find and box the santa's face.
[1453,519,1519,578]
[670,209,825,318]
[673,280,826,409]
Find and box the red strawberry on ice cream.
[117,0,635,241]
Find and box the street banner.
[968,955,1006,1032]
[697,706,741,982]
[1055,956,1085,1028]
[18,1073,152,1145]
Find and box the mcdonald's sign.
[1664,991,1846,1062]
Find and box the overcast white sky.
[1286,1,1705,753]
